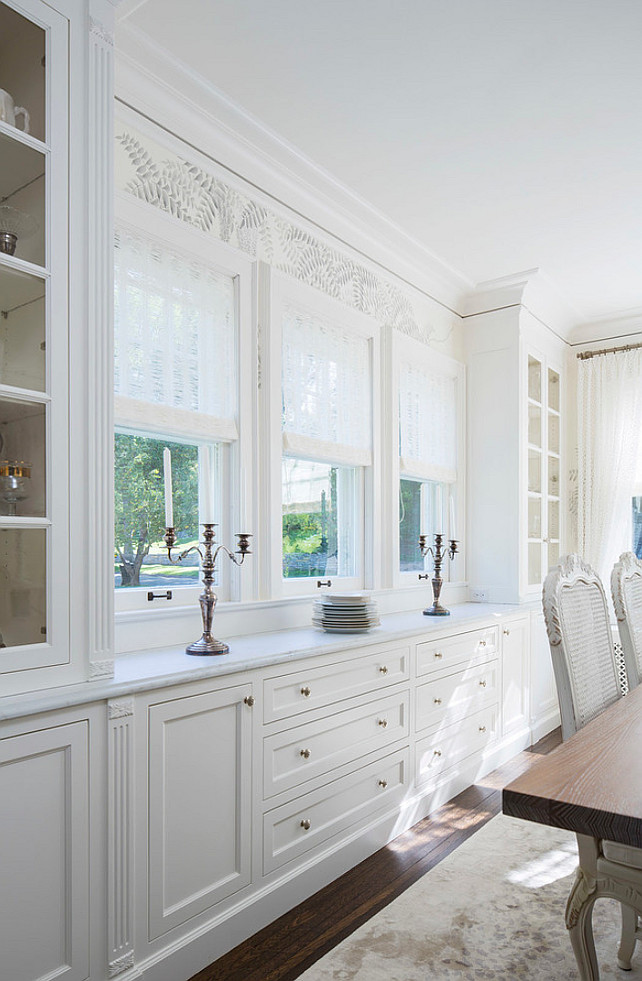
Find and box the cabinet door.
[0,721,89,981]
[501,615,530,736]
[148,683,253,939]
[530,611,559,738]
[0,0,70,677]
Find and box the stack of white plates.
[312,592,381,633]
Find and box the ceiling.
[117,0,642,323]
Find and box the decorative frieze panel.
[115,126,439,345]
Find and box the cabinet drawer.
[263,645,410,724]
[263,747,409,875]
[415,704,498,788]
[416,625,498,677]
[415,660,499,734]
[264,691,409,799]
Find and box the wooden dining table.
[503,682,642,978]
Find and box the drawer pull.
[479,680,487,688]
[300,748,311,760]
[433,749,442,757]
[378,718,388,728]
[379,665,388,675]
[300,819,311,831]
[378,779,388,789]
[480,640,487,647]
[434,697,442,705]
[434,651,443,659]
[503,628,510,636]
[300,686,311,698]
[244,695,255,707]
[479,725,487,733]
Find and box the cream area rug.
[298,814,641,980]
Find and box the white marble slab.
[0,603,526,722]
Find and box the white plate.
[314,624,379,633]
[321,593,372,605]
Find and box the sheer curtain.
[578,348,642,585]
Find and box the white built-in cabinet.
[466,306,566,604]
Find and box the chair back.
[542,553,621,741]
[612,551,642,690]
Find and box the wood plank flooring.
[191,730,561,981]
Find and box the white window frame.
[387,328,466,590]
[113,193,254,628]
[258,265,381,599]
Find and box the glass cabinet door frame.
[0,0,70,674]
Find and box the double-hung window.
[395,334,464,581]
[266,274,379,594]
[113,199,250,621]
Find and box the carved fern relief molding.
[115,127,445,347]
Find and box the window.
[395,334,463,580]
[265,275,379,594]
[113,203,245,615]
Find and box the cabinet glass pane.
[528,543,541,585]
[0,265,45,390]
[548,411,560,454]
[528,356,542,403]
[0,398,45,517]
[0,5,46,144]
[528,403,541,447]
[528,497,541,539]
[0,131,45,267]
[0,527,46,647]
[548,455,560,498]
[549,499,560,540]
[528,448,541,493]
[548,368,560,412]
[548,542,560,570]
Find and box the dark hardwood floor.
[191,729,562,981]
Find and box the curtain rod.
[577,340,642,360]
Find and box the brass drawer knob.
[503,628,510,636]
[244,695,255,707]
[479,725,487,733]
[378,718,388,728]
[378,779,388,789]
[300,686,311,697]
[300,818,311,831]
[479,680,487,688]
[433,749,442,757]
[300,748,311,759]
[434,697,442,705]
[480,640,487,646]
[379,665,388,675]
[434,651,443,659]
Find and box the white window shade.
[399,362,457,482]
[282,302,372,466]
[114,225,238,441]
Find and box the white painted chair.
[543,553,642,978]
[611,551,642,690]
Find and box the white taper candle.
[201,445,213,524]
[163,447,174,528]
[450,495,456,540]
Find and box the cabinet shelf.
[0,119,48,156]
[0,251,47,280]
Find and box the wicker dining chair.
[612,551,642,691]
[543,553,642,978]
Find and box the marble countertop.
[0,602,528,722]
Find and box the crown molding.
[114,22,471,316]
[463,268,580,342]
[569,307,642,349]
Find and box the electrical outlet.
[470,587,489,603]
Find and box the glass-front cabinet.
[0,0,69,672]
[526,352,562,590]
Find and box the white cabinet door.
[147,683,253,940]
[501,615,530,737]
[0,720,89,981]
[529,611,559,739]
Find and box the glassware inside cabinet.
[548,367,560,412]
[528,448,541,493]
[528,497,541,538]
[0,5,46,144]
[528,402,541,447]
[0,130,45,267]
[0,265,45,390]
[0,397,45,517]
[0,526,46,647]
[528,356,542,403]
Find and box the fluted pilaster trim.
[107,698,135,974]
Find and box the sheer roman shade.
[399,362,457,482]
[282,302,372,466]
[114,225,238,440]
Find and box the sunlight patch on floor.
[506,842,577,888]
